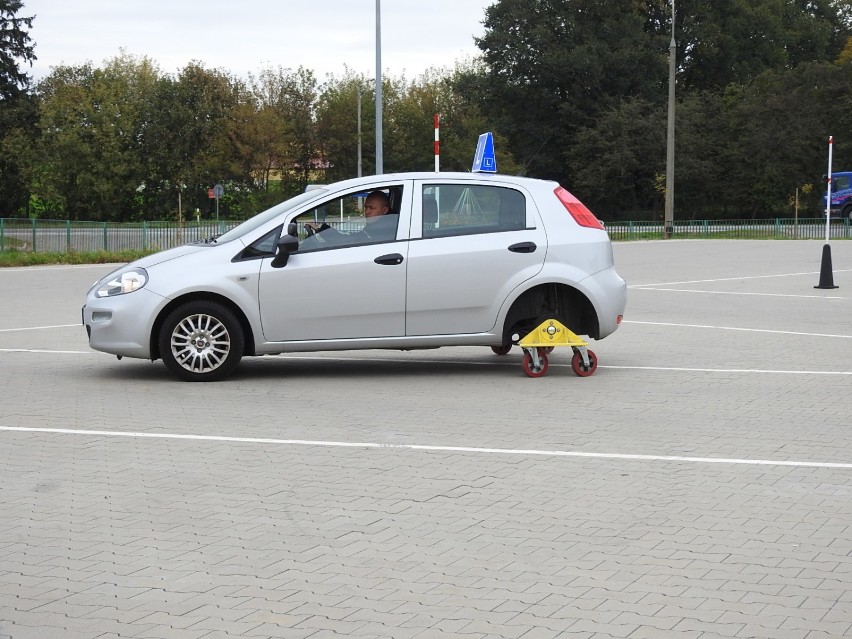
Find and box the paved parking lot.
[1,239,851,639]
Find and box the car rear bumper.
[583,267,626,339]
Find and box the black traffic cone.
[815,243,839,289]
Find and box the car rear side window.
[422,185,526,238]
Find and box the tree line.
[1,0,852,223]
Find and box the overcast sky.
[21,0,494,83]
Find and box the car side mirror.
[271,227,299,268]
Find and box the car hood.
[132,243,218,269]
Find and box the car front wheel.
[159,301,244,381]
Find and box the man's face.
[364,197,389,219]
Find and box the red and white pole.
[825,135,833,243]
[434,113,440,172]
[815,135,839,289]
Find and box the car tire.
[844,204,852,222]
[159,301,244,382]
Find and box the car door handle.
[508,241,537,253]
[374,253,404,265]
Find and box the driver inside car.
[304,190,398,246]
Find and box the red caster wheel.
[540,346,554,354]
[491,345,512,356]
[571,349,597,377]
[522,350,549,378]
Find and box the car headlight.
[95,268,149,298]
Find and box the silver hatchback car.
[83,172,626,381]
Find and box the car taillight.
[554,186,604,229]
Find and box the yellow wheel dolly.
[510,318,598,378]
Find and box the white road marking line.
[1,350,849,375]
[630,287,846,300]
[0,324,81,332]
[0,348,92,354]
[279,355,852,375]
[0,264,119,273]
[1,425,850,470]
[632,270,852,287]
[602,365,852,375]
[623,320,852,339]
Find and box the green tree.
[222,66,323,213]
[137,63,241,220]
[35,55,160,220]
[673,0,852,91]
[669,92,729,219]
[474,0,852,218]
[0,0,37,214]
[476,0,667,182]
[247,66,319,193]
[570,98,666,218]
[0,0,34,99]
[838,35,852,63]
[381,73,423,172]
[0,89,36,215]
[718,62,852,217]
[411,64,521,175]
[315,69,375,182]
[315,65,520,182]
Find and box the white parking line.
[0,264,118,273]
[631,269,852,287]
[1,425,850,470]
[279,355,852,375]
[0,348,92,354]
[602,365,852,375]
[0,324,80,332]
[623,319,852,339]
[1,349,850,375]
[630,287,847,300]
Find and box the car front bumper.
[82,288,167,359]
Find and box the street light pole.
[375,0,383,175]
[664,0,676,239]
[357,84,362,178]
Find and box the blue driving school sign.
[471,132,497,173]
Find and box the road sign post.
[213,183,224,225]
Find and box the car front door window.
[294,188,402,251]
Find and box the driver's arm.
[305,222,332,234]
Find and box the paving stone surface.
[1,240,851,638]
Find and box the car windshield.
[214,189,328,244]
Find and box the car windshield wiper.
[200,234,221,244]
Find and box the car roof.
[318,172,559,192]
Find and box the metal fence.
[0,219,240,253]
[1,216,850,253]
[605,218,852,241]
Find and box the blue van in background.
[824,172,852,219]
